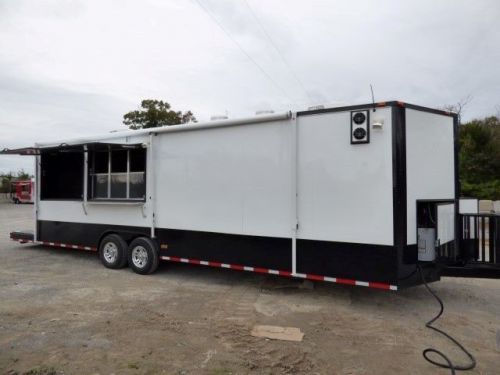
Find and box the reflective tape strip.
[355,280,370,287]
[11,237,398,290]
[159,252,397,291]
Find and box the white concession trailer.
[4,101,465,290]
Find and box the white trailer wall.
[406,109,455,245]
[153,119,293,238]
[38,200,151,226]
[296,107,394,246]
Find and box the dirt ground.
[0,203,499,375]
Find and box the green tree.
[16,169,31,180]
[0,173,14,193]
[459,116,500,200]
[123,100,197,130]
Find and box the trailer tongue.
[10,230,34,243]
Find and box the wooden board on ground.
[251,325,304,342]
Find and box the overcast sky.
[1,0,499,174]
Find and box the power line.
[192,0,297,106]
[242,0,313,104]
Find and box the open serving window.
[41,146,85,200]
[1,143,147,202]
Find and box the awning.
[0,142,144,156]
[86,142,144,151]
[0,147,40,155]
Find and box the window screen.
[130,149,146,172]
[111,150,127,173]
[89,148,146,200]
[93,152,108,173]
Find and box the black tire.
[99,234,128,269]
[128,237,159,275]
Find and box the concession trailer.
[10,179,34,204]
[3,101,499,290]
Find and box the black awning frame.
[0,147,40,155]
[0,142,144,156]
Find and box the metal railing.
[459,214,500,265]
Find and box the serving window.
[40,151,84,200]
[89,148,146,201]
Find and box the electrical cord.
[417,265,476,374]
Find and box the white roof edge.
[36,111,293,148]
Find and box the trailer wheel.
[99,234,128,269]
[128,237,159,275]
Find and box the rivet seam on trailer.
[160,255,397,291]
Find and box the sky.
[1,0,499,174]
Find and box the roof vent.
[109,129,129,133]
[255,109,274,115]
[308,105,325,111]
[210,115,229,121]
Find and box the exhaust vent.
[109,129,129,133]
[255,110,274,115]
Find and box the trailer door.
[436,203,455,258]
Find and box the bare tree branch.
[442,94,473,124]
[494,105,500,119]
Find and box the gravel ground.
[0,203,499,374]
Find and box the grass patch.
[127,362,140,370]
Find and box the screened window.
[89,148,146,200]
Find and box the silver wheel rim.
[103,242,118,263]
[131,246,148,269]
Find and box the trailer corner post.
[291,113,298,276]
[82,144,88,215]
[149,133,156,238]
[33,143,40,241]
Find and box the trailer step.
[443,264,500,278]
